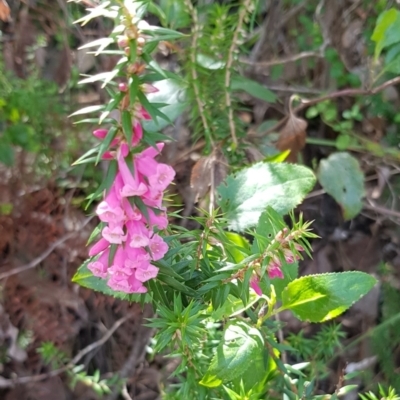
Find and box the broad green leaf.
[318,152,365,220]
[142,79,187,132]
[217,162,316,231]
[200,321,265,387]
[157,0,191,29]
[231,75,277,103]
[281,272,377,322]
[72,260,150,302]
[372,8,400,59]
[196,53,226,70]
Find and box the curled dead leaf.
[190,149,227,202]
[276,104,307,163]
[0,0,10,22]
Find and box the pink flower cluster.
[87,124,175,294]
[250,233,304,296]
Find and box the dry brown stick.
[0,315,132,389]
[105,306,154,400]
[254,76,400,137]
[0,216,94,280]
[184,0,213,146]
[225,0,252,147]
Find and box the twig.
[184,0,213,146]
[240,49,323,68]
[0,315,131,388]
[121,384,133,400]
[105,306,154,400]
[225,0,252,147]
[254,76,400,137]
[0,216,94,280]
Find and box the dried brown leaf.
[0,0,10,22]
[190,150,228,203]
[276,110,307,162]
[190,155,214,202]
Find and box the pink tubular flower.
[127,220,150,248]
[132,121,143,146]
[268,264,284,279]
[89,237,110,257]
[102,225,127,244]
[87,249,110,278]
[149,234,168,260]
[148,163,175,191]
[135,264,159,282]
[117,149,148,197]
[147,208,168,229]
[250,276,262,296]
[87,110,174,293]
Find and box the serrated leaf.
[231,75,277,103]
[318,152,365,220]
[281,272,377,322]
[200,321,265,387]
[217,162,316,231]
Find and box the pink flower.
[141,83,158,93]
[121,198,142,221]
[140,143,164,158]
[89,237,110,257]
[135,264,159,282]
[147,208,168,229]
[102,225,127,244]
[93,129,108,139]
[268,264,284,279]
[126,220,150,248]
[88,249,110,278]
[96,201,125,225]
[148,163,175,191]
[250,276,262,296]
[132,121,143,146]
[117,149,148,197]
[149,234,168,260]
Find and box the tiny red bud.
[118,82,128,92]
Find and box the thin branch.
[254,76,400,137]
[105,306,154,400]
[225,0,252,147]
[0,315,131,389]
[184,0,213,146]
[240,49,323,68]
[0,216,94,280]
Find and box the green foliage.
[217,162,316,231]
[281,272,377,322]
[317,152,365,220]
[0,71,63,167]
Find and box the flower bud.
[126,27,138,39]
[124,47,130,56]
[137,36,146,47]
[117,36,129,48]
[93,129,108,139]
[118,82,128,92]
